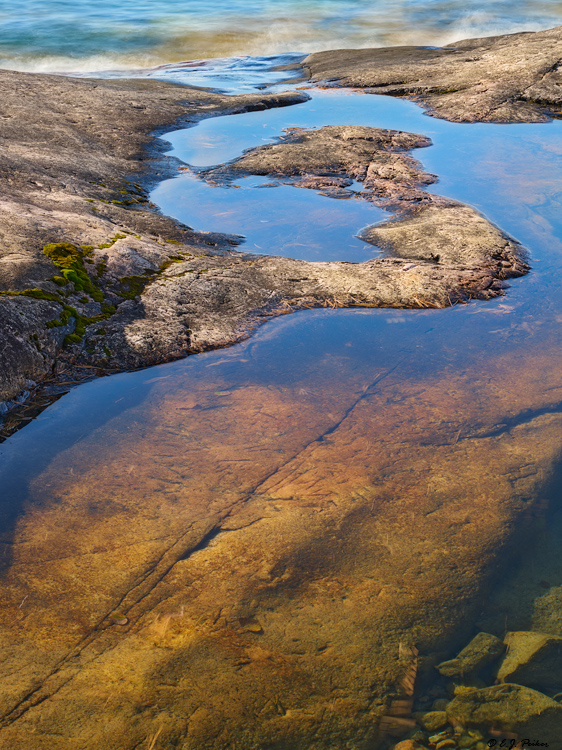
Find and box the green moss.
[43,242,110,307]
[40,241,123,337]
[115,275,150,299]
[97,233,127,249]
[0,287,61,302]
[160,255,189,271]
[61,269,84,289]
[96,327,106,335]
[43,242,81,267]
[103,346,111,357]
[64,333,82,346]
[44,243,94,291]
[47,305,74,328]
[95,260,107,278]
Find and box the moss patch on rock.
[43,242,103,301]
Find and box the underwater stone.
[446,684,562,749]
[392,740,429,750]
[418,711,448,731]
[496,631,562,694]
[436,632,505,678]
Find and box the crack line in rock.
[0,356,408,728]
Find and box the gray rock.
[0,80,529,408]
[2,28,552,408]
[304,26,562,123]
[446,684,562,749]
[0,68,307,403]
[497,631,562,693]
[436,632,505,678]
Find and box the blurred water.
[1,0,562,74]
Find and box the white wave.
[0,15,558,78]
[0,52,162,75]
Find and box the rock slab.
[304,26,562,123]
[447,684,562,749]
[437,632,505,678]
[497,631,562,694]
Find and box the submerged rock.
[436,632,505,678]
[496,631,562,693]
[417,710,448,730]
[446,684,562,749]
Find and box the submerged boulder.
[496,631,562,694]
[446,684,562,749]
[436,632,505,678]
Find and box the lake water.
[2,2,562,747]
[2,0,562,74]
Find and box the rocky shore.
[303,25,562,122]
[1,25,562,750]
[4,25,561,413]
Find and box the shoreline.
[0,26,560,425]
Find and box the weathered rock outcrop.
[0,54,532,416]
[436,632,505,679]
[303,25,562,122]
[0,68,308,407]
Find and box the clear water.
[152,89,562,268]
[2,0,562,74]
[153,173,385,262]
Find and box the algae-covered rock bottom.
[1,23,562,750]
